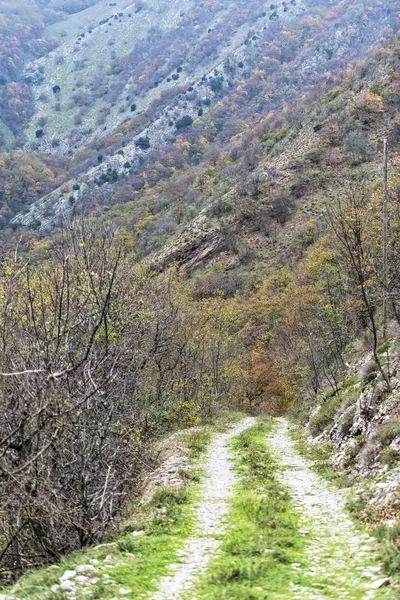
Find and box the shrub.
[339,407,356,437]
[95,169,119,186]
[135,136,150,150]
[353,92,384,125]
[176,115,193,130]
[358,359,377,383]
[377,419,400,446]
[345,131,369,163]
[37,113,48,127]
[309,393,341,436]
[379,447,400,466]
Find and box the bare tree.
[326,180,390,388]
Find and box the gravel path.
[150,417,255,600]
[269,418,389,600]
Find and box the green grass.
[1,484,198,600]
[0,118,15,150]
[187,419,306,599]
[180,428,213,457]
[0,412,245,598]
[291,425,400,589]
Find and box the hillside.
[25,0,305,155]
[1,0,400,595]
[1,0,400,232]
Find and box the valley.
[0,0,400,597]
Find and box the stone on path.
[150,417,255,600]
[269,418,390,599]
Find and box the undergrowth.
[0,414,227,599]
[1,411,247,599]
[2,485,197,600]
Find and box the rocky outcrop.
[306,337,400,520]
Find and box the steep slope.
[9,0,400,243]
[25,0,305,155]
[0,0,109,149]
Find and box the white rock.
[369,578,390,589]
[385,519,398,528]
[76,564,96,573]
[361,571,374,579]
[60,580,76,591]
[61,570,76,581]
[119,588,132,595]
[368,566,382,573]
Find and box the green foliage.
[135,136,150,150]
[309,394,340,436]
[176,115,194,130]
[377,420,400,446]
[359,359,378,383]
[373,524,400,575]
[343,375,358,388]
[321,86,343,103]
[379,446,400,466]
[95,167,118,185]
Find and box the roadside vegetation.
[0,417,223,599]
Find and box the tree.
[326,180,390,388]
[135,136,151,149]
[0,220,244,581]
[176,115,193,130]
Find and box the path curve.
[269,418,389,600]
[150,417,256,600]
